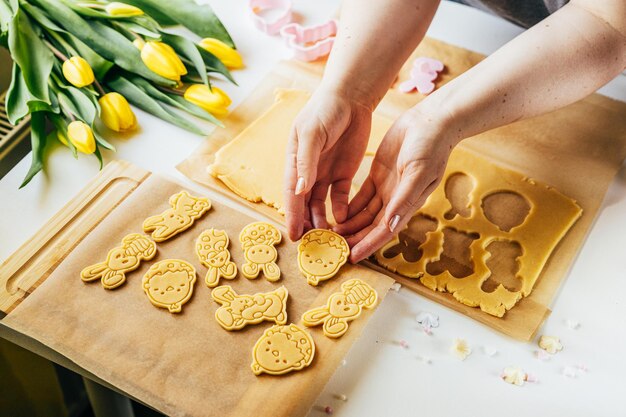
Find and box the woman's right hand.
[283,86,373,241]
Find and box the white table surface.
[1,2,625,416]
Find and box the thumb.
[295,124,326,195]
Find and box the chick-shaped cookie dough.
[142,260,196,313]
[302,279,378,338]
[212,285,288,331]
[298,229,349,286]
[239,222,282,281]
[251,324,315,376]
[81,233,157,290]
[196,229,237,287]
[143,191,211,242]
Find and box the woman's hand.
[283,86,373,241]
[334,107,455,263]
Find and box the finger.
[334,195,382,236]
[330,178,351,224]
[283,141,306,241]
[348,216,394,263]
[345,176,376,220]
[384,170,440,234]
[296,124,325,196]
[309,182,330,229]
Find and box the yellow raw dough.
[143,191,211,242]
[208,89,393,214]
[374,147,582,317]
[251,323,315,376]
[196,229,237,287]
[298,229,349,286]
[142,259,196,313]
[211,285,288,331]
[239,222,282,281]
[302,279,378,338]
[81,233,157,290]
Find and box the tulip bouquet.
[0,0,243,187]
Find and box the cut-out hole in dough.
[426,227,479,278]
[481,191,531,232]
[383,214,438,262]
[481,240,523,293]
[443,173,474,220]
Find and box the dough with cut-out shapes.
[81,233,156,290]
[142,260,196,313]
[143,191,211,242]
[298,229,349,286]
[375,147,582,317]
[302,279,377,338]
[239,222,281,281]
[251,324,315,376]
[211,285,288,331]
[196,229,237,287]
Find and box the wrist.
[406,100,459,148]
[317,77,378,111]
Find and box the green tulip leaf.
[20,111,48,188]
[8,8,54,104]
[197,46,236,84]
[107,75,206,135]
[6,64,58,124]
[122,0,234,47]
[93,145,104,169]
[93,126,116,151]
[32,0,176,86]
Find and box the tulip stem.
[156,85,185,97]
[93,79,106,96]
[43,38,68,62]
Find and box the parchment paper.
[2,174,393,417]
[178,37,626,339]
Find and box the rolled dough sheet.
[374,147,582,317]
[208,89,393,214]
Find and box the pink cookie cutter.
[399,57,444,95]
[280,20,338,62]
[249,0,293,35]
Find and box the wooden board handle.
[0,160,150,315]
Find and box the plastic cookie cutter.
[279,20,338,62]
[249,0,293,35]
[211,285,288,331]
[302,279,378,338]
[398,56,444,95]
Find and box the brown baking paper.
[1,174,393,417]
[178,37,626,340]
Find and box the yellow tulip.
[62,57,95,88]
[140,41,187,82]
[184,85,231,117]
[67,121,96,154]
[132,38,145,50]
[105,2,144,16]
[99,92,137,132]
[198,38,243,69]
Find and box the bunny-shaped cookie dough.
[211,285,288,331]
[196,229,237,287]
[143,191,211,242]
[302,279,378,338]
[81,233,157,290]
[239,222,282,281]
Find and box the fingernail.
[389,215,401,232]
[295,177,305,195]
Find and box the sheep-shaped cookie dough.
[239,222,282,281]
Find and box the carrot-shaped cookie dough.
[212,285,288,331]
[298,229,349,286]
[142,260,196,313]
[81,233,157,290]
[196,229,237,287]
[143,191,211,242]
[239,222,282,281]
[302,279,378,338]
[251,324,315,376]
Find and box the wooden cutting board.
[0,160,150,315]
